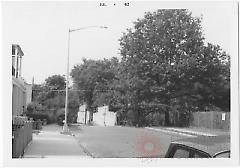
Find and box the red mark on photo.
[136,132,162,157]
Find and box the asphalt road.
[70,125,192,158]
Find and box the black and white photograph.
[1,0,239,167]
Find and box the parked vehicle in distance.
[165,135,230,158]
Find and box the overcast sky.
[2,1,237,84]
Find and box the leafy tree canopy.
[71,57,119,112]
[118,9,230,126]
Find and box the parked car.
[165,135,230,158]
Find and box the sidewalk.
[145,126,230,137]
[23,124,90,158]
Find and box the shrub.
[27,102,46,113]
[26,113,49,123]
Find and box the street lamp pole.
[62,29,71,133]
[62,26,108,133]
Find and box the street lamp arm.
[70,25,108,32]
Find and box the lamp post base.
[62,123,69,133]
[61,123,74,136]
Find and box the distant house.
[77,104,89,124]
[93,105,117,126]
[77,105,117,126]
[12,44,32,119]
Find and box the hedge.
[26,113,49,122]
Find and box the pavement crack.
[77,142,95,158]
[73,136,95,158]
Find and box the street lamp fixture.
[70,26,108,32]
[62,25,108,133]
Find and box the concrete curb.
[145,127,197,137]
[145,127,217,137]
[165,128,216,137]
[23,155,91,158]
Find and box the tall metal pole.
[63,29,70,133]
[62,26,107,133]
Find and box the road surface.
[70,125,194,158]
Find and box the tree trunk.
[162,95,170,126]
[165,110,170,126]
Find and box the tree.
[32,75,66,104]
[27,102,45,113]
[30,74,80,123]
[44,75,66,99]
[32,84,45,103]
[119,9,230,126]
[71,58,119,121]
[45,75,66,90]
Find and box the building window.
[12,46,15,55]
[12,66,15,76]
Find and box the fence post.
[197,113,199,127]
[21,127,24,157]
[12,131,16,158]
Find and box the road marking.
[145,127,197,137]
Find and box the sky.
[2,1,238,84]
